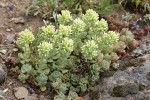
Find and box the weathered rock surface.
[87,54,150,100]
[113,83,139,97]
[132,35,150,57]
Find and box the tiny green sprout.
[59,83,68,93]
[54,93,66,100]
[49,71,63,82]
[36,74,48,91]
[144,14,150,21]
[10,66,19,72]
[99,60,110,71]
[18,73,29,83]
[67,91,78,100]
[79,78,88,92]
[21,64,32,74]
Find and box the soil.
[0,0,48,100]
[0,0,43,44]
[0,0,150,100]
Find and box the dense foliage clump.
[15,9,136,99]
[26,0,119,18]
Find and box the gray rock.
[16,25,24,32]
[0,70,6,84]
[11,17,26,24]
[132,48,143,57]
[6,34,15,44]
[94,55,150,100]
[135,90,150,100]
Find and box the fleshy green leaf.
[21,64,32,74]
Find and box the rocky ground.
[0,0,48,100]
[0,0,150,100]
[0,0,43,44]
[83,34,150,100]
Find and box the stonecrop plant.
[15,9,136,99]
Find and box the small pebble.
[14,87,29,99]
[11,17,26,24]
